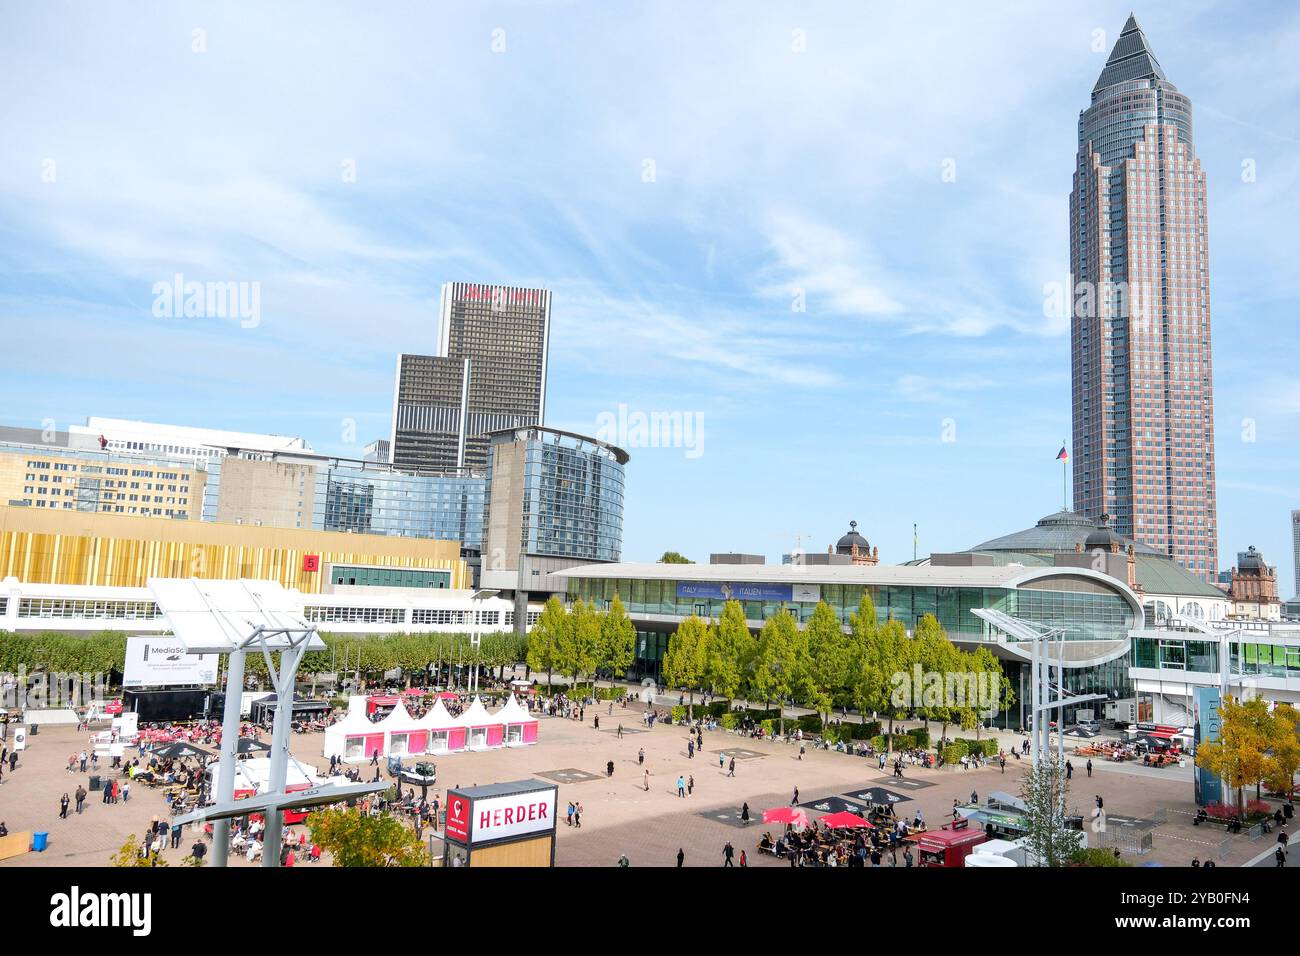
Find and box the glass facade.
[1133,636,1300,678]
[312,466,486,549]
[330,565,451,589]
[487,430,624,563]
[566,577,1134,644]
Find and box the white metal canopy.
[148,578,325,653]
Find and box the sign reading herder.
[123,637,219,688]
[443,779,558,868]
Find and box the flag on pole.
[1056,445,1069,463]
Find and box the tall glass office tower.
[1070,15,1217,580]
[391,283,551,474]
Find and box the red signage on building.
[445,794,471,842]
[302,554,320,572]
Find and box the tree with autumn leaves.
[307,806,426,867]
[1195,696,1300,817]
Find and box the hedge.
[956,738,998,757]
[940,743,966,765]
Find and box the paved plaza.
[0,704,1286,868]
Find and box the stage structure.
[150,578,382,867]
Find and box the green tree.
[706,600,754,702]
[556,598,602,690]
[803,601,850,728]
[856,615,910,751]
[662,614,711,722]
[752,609,798,736]
[658,551,693,564]
[110,835,166,868]
[527,596,567,690]
[598,594,637,689]
[307,806,426,867]
[1019,760,1081,867]
[913,614,961,747]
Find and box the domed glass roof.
[969,509,1163,557]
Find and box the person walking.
[676,847,685,867]
[676,775,686,798]
[687,774,695,796]
[790,786,799,807]
[573,802,583,829]
[67,753,77,775]
[617,724,623,739]
[566,801,575,827]
[74,785,86,814]
[719,753,725,771]
[1065,760,1073,779]
[638,748,645,766]
[171,823,183,849]
[687,739,695,759]
[643,768,651,792]
[594,715,599,730]
[122,780,131,804]
[79,750,88,773]
[728,757,736,778]
[60,793,70,819]
[1277,846,1288,868]
[741,802,750,826]
[1086,758,1093,778]
[723,841,735,867]
[798,745,805,761]
[739,849,747,868]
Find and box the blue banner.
[1192,686,1222,807]
[676,582,793,602]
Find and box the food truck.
[908,820,988,868]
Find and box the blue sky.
[1,1,1298,587]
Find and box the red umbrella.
[819,810,873,830]
[762,807,810,827]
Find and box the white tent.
[323,696,383,762]
[418,698,457,730]
[375,700,423,756]
[415,698,460,753]
[455,696,503,750]
[208,755,322,794]
[495,695,538,746]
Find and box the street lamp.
[468,588,500,695]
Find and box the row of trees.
[0,629,530,689]
[525,595,637,690]
[659,593,1013,745]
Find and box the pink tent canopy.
[819,811,873,830]
[762,807,810,827]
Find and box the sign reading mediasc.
[123,637,218,689]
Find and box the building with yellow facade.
[0,444,207,520]
[0,505,467,594]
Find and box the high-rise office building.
[391,282,551,473]
[1070,15,1217,580]
[1291,510,1300,599]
